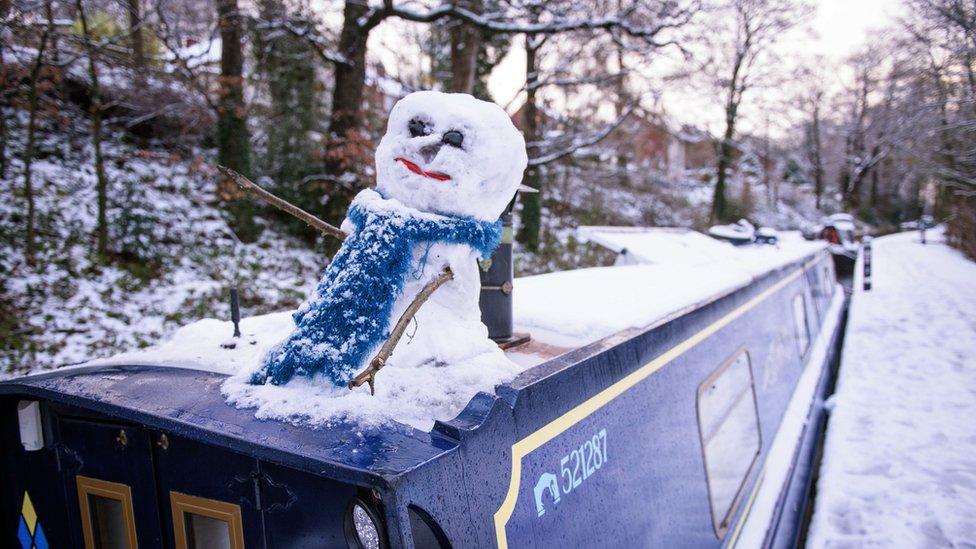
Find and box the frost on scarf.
[250,189,502,387]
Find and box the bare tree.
[515,30,544,250]
[796,62,828,210]
[302,0,702,228]
[511,1,700,249]
[75,0,112,259]
[902,0,976,255]
[707,0,809,224]
[215,0,258,242]
[808,87,824,209]
[124,0,145,82]
[448,0,483,93]
[19,1,57,267]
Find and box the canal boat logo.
[533,473,560,516]
[16,492,48,549]
[532,427,609,519]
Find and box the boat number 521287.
[533,428,608,518]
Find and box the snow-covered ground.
[808,228,976,548]
[0,106,323,376]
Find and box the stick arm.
[349,267,455,394]
[217,165,348,241]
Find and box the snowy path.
[807,229,976,548]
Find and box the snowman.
[249,91,528,388]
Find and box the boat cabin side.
[0,367,457,549]
[2,245,843,549]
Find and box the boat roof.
[2,228,827,458]
[0,364,454,487]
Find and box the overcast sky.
[483,0,906,134]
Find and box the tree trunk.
[22,5,54,268]
[0,94,6,180]
[515,35,541,251]
[811,97,823,210]
[762,115,771,205]
[215,0,258,242]
[321,0,371,228]
[448,0,483,93]
[842,71,869,210]
[0,43,8,180]
[869,164,879,210]
[76,0,110,258]
[614,43,629,182]
[711,130,735,224]
[711,49,744,225]
[126,0,145,81]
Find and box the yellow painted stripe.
[492,257,821,548]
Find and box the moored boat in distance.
[1,229,846,548]
[803,214,861,282]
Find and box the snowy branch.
[361,0,698,43]
[216,166,348,241]
[528,103,638,166]
[255,19,350,66]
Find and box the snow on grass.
[807,228,976,548]
[0,106,323,376]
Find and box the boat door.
[57,417,262,548]
[152,433,263,549]
[58,417,164,548]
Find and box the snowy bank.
[807,228,976,548]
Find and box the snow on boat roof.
[87,229,825,430]
[517,230,824,346]
[578,225,748,266]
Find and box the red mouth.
[396,157,451,181]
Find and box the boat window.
[696,350,762,538]
[170,492,244,549]
[793,293,810,357]
[76,475,139,549]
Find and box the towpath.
[807,228,976,547]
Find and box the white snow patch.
[516,233,826,346]
[807,228,976,548]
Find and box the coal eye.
[442,130,464,148]
[408,118,429,138]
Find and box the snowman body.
[252,91,528,387]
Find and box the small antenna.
[230,288,241,338]
[221,287,242,349]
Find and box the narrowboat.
[2,229,846,548]
[803,214,860,281]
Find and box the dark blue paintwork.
[1,248,844,549]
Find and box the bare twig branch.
[216,166,347,241]
[528,102,638,166]
[256,19,350,66]
[362,1,698,41]
[349,267,455,394]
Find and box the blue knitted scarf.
[251,191,502,387]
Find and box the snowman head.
[375,91,528,221]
